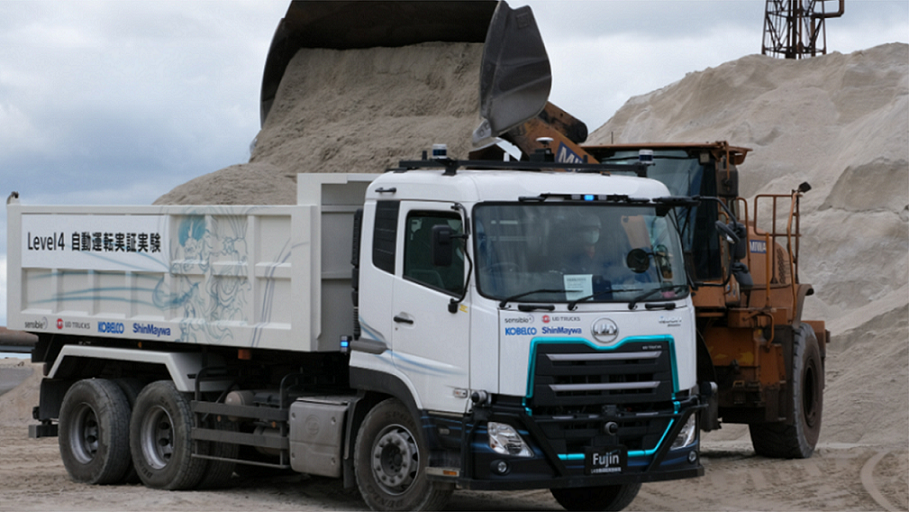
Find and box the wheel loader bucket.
[260,0,498,125]
[473,1,552,145]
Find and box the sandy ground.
[1,359,905,512]
[0,423,904,511]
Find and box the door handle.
[393,315,414,325]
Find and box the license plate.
[585,446,627,475]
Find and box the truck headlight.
[670,415,698,450]
[487,422,533,457]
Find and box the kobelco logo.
[591,318,619,343]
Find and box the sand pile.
[155,42,483,205]
[0,359,39,427]
[72,39,909,447]
[591,43,908,446]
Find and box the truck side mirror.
[626,248,650,274]
[432,224,454,267]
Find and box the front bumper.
[424,395,706,491]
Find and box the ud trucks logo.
[591,318,619,344]
[58,319,91,330]
[543,315,581,324]
[24,317,49,330]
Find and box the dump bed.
[7,173,376,353]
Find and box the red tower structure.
[762,0,845,59]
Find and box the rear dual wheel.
[129,380,238,490]
[58,379,133,485]
[129,381,207,490]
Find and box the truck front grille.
[527,340,676,455]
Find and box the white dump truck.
[8,158,713,511]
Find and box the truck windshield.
[473,203,688,305]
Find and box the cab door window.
[403,212,464,295]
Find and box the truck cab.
[351,166,705,494]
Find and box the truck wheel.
[195,414,239,489]
[129,381,206,490]
[112,378,145,484]
[354,398,453,511]
[58,379,133,485]
[749,323,824,458]
[550,483,641,511]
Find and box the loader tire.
[749,323,823,458]
[58,378,133,485]
[354,398,453,511]
[130,381,206,490]
[550,483,641,511]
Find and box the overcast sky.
[1,0,907,332]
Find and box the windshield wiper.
[567,287,627,311]
[628,284,689,310]
[499,289,566,308]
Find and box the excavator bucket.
[260,0,498,125]
[473,1,552,145]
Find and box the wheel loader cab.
[586,144,747,285]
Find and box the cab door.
[391,203,470,413]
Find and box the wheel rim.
[371,423,419,495]
[69,402,100,465]
[139,404,175,470]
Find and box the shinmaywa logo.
[133,323,171,337]
[541,326,583,335]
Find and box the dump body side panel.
[7,174,376,354]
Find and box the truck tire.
[550,483,641,511]
[749,323,823,458]
[354,398,453,511]
[112,378,145,484]
[58,378,133,485]
[195,414,239,489]
[129,381,206,490]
